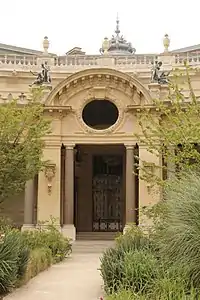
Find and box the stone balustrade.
[0,52,199,73]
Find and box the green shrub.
[121,249,158,294]
[21,227,72,262]
[115,225,152,253]
[100,246,125,293]
[17,246,30,279]
[21,248,52,284]
[100,226,158,294]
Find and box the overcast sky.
[1,0,199,55]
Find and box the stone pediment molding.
[44,105,73,118]
[45,68,152,106]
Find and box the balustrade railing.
[0,53,199,70]
[0,55,37,65]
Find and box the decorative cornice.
[44,105,72,118]
[45,68,152,106]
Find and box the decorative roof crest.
[100,15,136,55]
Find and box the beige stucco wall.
[37,146,61,223]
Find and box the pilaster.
[138,145,161,225]
[22,178,36,231]
[37,145,61,227]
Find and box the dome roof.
[100,17,136,55]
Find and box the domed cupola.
[100,16,136,55]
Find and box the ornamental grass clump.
[0,230,30,294]
[103,170,200,299]
[156,170,200,290]
[100,225,159,295]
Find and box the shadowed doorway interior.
[73,145,126,233]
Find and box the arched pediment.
[45,68,152,106]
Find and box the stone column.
[22,179,35,230]
[125,145,136,229]
[62,145,76,241]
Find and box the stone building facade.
[1,19,200,240]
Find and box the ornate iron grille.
[92,155,123,232]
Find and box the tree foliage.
[0,88,50,202]
[135,64,200,186]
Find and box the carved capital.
[44,163,56,195]
[125,144,135,150]
[66,145,75,150]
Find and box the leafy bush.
[100,246,125,293]
[115,225,152,252]
[121,249,158,293]
[22,247,52,284]
[21,227,71,262]
[17,245,30,279]
[100,226,158,294]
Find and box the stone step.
[76,231,120,241]
[72,240,115,253]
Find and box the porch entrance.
[60,144,139,235]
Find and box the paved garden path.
[4,241,114,300]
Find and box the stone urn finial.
[43,36,49,54]
[102,37,109,55]
[163,34,170,53]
